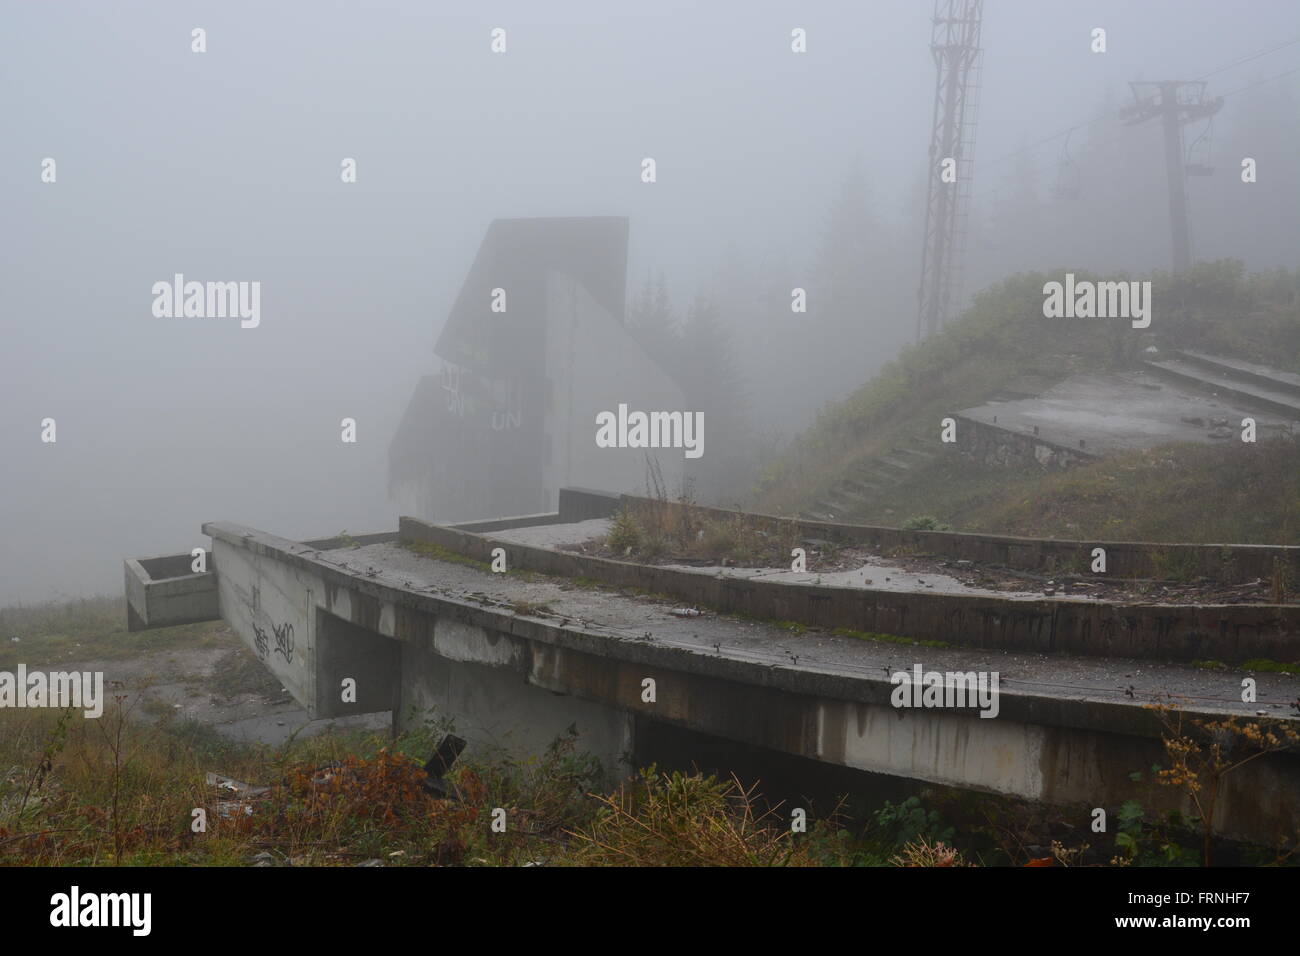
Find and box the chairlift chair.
[1051,129,1083,200]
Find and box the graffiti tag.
[272,621,295,664]
[251,623,269,661]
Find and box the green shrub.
[606,509,643,555]
[902,515,951,531]
[874,796,954,846]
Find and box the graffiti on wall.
[272,621,295,664]
[252,623,269,661]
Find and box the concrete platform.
[178,514,1300,844]
[489,516,1056,600]
[405,514,1300,663]
[959,369,1295,459]
[322,539,1296,722]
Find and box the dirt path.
[22,625,386,745]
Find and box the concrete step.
[1172,349,1300,400]
[823,482,878,513]
[851,468,895,487]
[891,446,935,463]
[1143,358,1300,420]
[877,455,916,473]
[826,487,872,511]
[814,435,943,522]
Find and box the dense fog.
[3,0,1297,604]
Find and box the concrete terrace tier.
[958,369,1296,462]
[1144,350,1300,421]
[1174,349,1300,399]
[406,515,1300,665]
[189,515,1300,843]
[609,492,1299,587]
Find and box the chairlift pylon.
[1185,116,1216,176]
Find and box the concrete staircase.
[1142,349,1300,421]
[798,352,1299,523]
[802,437,940,522]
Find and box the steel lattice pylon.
[1120,81,1223,272]
[916,0,984,342]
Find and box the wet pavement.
[317,541,1300,719]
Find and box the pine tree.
[679,291,750,499]
[680,292,737,411]
[626,271,681,374]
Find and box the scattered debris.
[206,772,271,797]
[208,772,272,820]
[423,733,467,798]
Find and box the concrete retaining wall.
[123,552,219,632]
[956,414,1098,470]
[609,491,1300,587]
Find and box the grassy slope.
[0,596,228,670]
[750,261,1300,543]
[827,439,1300,545]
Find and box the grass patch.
[0,702,889,867]
[1239,658,1300,675]
[961,441,1300,546]
[0,596,230,670]
[783,439,1300,548]
[603,501,803,568]
[509,599,553,617]
[902,515,952,532]
[400,538,492,573]
[567,767,866,867]
[1191,657,1299,675]
[832,627,951,649]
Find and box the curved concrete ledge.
[614,493,1300,587]
[400,515,1300,664]
[204,519,1264,740]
